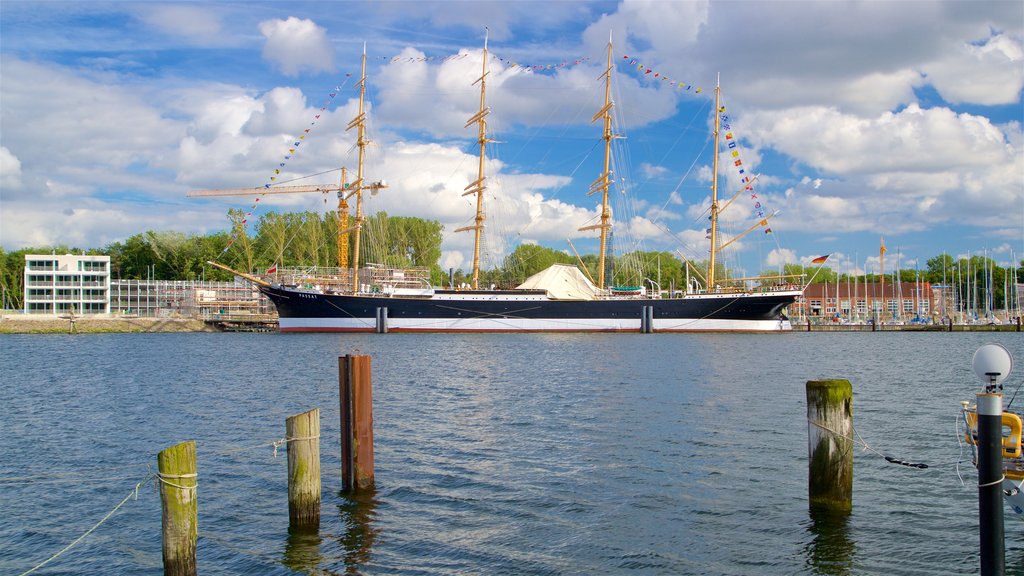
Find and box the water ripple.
[2,332,1022,574]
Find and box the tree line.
[1,210,1021,310]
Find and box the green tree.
[255,212,290,267]
[501,244,575,280]
[360,212,445,281]
[227,208,255,274]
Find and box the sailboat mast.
[348,45,369,291]
[708,75,722,288]
[456,30,491,290]
[578,33,616,289]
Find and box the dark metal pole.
[977,387,1004,575]
[339,356,354,491]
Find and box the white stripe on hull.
[279,316,792,332]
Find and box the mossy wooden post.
[286,408,321,528]
[339,354,375,491]
[157,440,197,576]
[806,379,853,512]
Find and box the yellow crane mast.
[187,168,355,268]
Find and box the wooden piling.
[339,354,375,491]
[806,379,853,512]
[286,408,321,528]
[157,440,197,576]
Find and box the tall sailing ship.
[208,37,802,332]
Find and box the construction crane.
[188,168,385,269]
[190,49,388,280]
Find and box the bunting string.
[378,52,590,74]
[620,55,706,94]
[719,107,773,235]
[218,81,349,257]
[215,51,591,259]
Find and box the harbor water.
[1,331,1022,575]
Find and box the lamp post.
[972,343,1013,576]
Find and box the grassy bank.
[0,316,218,334]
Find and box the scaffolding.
[109,279,275,320]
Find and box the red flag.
[267,266,277,274]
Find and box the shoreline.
[0,316,219,334]
[798,321,1019,332]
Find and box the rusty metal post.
[339,354,375,491]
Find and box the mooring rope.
[15,430,323,574]
[271,435,321,458]
[156,472,198,491]
[956,412,971,487]
[18,473,155,576]
[978,474,1007,488]
[808,418,930,469]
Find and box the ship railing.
[265,264,432,294]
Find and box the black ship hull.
[259,285,800,332]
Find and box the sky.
[1,0,1022,278]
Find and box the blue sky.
[1,0,1022,277]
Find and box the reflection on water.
[335,488,379,574]
[4,332,1023,574]
[283,525,335,576]
[805,506,855,575]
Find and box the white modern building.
[23,254,111,315]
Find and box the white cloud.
[641,162,668,179]
[582,0,708,59]
[737,103,1022,234]
[0,146,22,189]
[373,46,678,138]
[0,56,195,249]
[259,17,334,77]
[766,248,797,267]
[924,33,1024,106]
[1,0,1021,268]
[138,5,224,45]
[592,0,1022,118]
[741,103,1011,174]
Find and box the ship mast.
[342,44,387,292]
[346,45,370,291]
[578,33,616,289]
[707,74,722,289]
[456,30,491,289]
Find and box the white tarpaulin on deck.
[515,264,599,300]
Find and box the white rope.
[18,474,154,576]
[808,418,930,468]
[271,435,320,458]
[979,474,1006,489]
[956,412,968,487]
[156,472,197,491]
